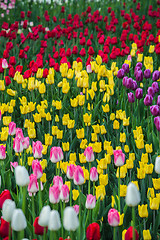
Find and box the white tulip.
[155,156,160,174]
[38,205,51,227]
[125,182,141,207]
[11,209,27,231]
[48,210,61,231]
[15,166,29,187]
[2,199,16,222]
[63,207,79,231]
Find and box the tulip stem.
[132,207,136,240]
[70,231,74,240]
[93,181,95,196]
[18,153,22,166]
[38,179,42,211]
[78,185,82,240]
[32,194,36,237]
[118,167,121,214]
[113,227,116,240]
[88,162,91,194]
[70,180,72,206]
[23,149,26,166]
[9,222,11,240]
[22,186,26,215]
[43,227,47,240]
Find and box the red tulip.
[0,217,9,238]
[86,222,101,240]
[125,226,139,240]
[0,190,12,209]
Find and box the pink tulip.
[60,184,69,203]
[86,64,92,73]
[32,141,43,159]
[49,185,60,204]
[22,137,29,149]
[73,205,79,215]
[53,176,63,190]
[8,122,16,135]
[0,145,6,159]
[16,128,24,140]
[84,146,94,162]
[2,59,8,69]
[28,174,39,194]
[85,194,96,209]
[108,208,120,227]
[90,167,98,182]
[10,162,18,172]
[74,166,84,185]
[66,164,76,180]
[50,147,63,163]
[13,137,23,153]
[113,150,125,167]
[32,159,43,179]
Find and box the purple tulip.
[136,62,142,69]
[150,105,160,116]
[157,95,160,106]
[154,116,160,131]
[117,69,125,79]
[122,76,128,87]
[147,87,155,97]
[122,63,129,73]
[136,70,143,82]
[135,88,143,99]
[134,66,141,77]
[126,78,133,89]
[132,80,138,90]
[144,94,153,106]
[152,82,159,93]
[128,92,135,103]
[144,69,151,79]
[152,70,160,81]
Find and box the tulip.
[13,137,23,153]
[49,185,60,204]
[74,166,84,185]
[90,167,98,182]
[28,174,38,194]
[73,205,79,215]
[66,164,75,180]
[154,116,160,131]
[22,137,29,149]
[0,145,6,160]
[16,128,24,140]
[152,70,160,81]
[125,226,139,240]
[86,222,101,240]
[8,122,16,135]
[53,176,63,189]
[2,199,16,222]
[84,146,94,162]
[122,63,129,73]
[117,69,124,78]
[132,80,138,90]
[15,166,29,187]
[157,95,160,106]
[147,87,155,97]
[60,184,69,203]
[136,70,143,82]
[128,92,135,103]
[144,94,153,106]
[2,59,8,69]
[48,210,61,231]
[144,69,151,79]
[33,217,46,235]
[38,205,51,227]
[126,78,133,89]
[50,146,64,163]
[125,182,140,207]
[113,150,125,167]
[32,141,43,159]
[150,105,159,116]
[63,207,79,231]
[11,209,27,231]
[85,194,96,209]
[152,82,159,93]
[0,217,10,238]
[32,159,43,179]
[135,88,143,99]
[155,156,160,174]
[108,208,120,227]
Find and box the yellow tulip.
[99,174,108,186]
[146,164,153,174]
[102,104,110,113]
[40,159,47,170]
[40,173,47,183]
[152,178,160,190]
[145,144,153,153]
[120,185,127,197]
[62,142,69,151]
[70,98,78,108]
[100,125,107,135]
[76,128,84,139]
[46,112,51,121]
[52,126,58,136]
[62,82,70,94]
[80,139,88,149]
[67,120,75,129]
[28,128,36,138]
[79,153,87,163]
[72,189,79,201]
[42,145,48,155]
[124,145,129,153]
[113,120,119,130]
[28,157,34,166]
[78,95,85,106]
[123,117,130,126]
[55,101,62,110]
[3,116,11,126]
[0,80,5,91]
[45,134,53,146]
[69,153,76,162]
[118,213,124,226]
[138,204,148,218]
[120,132,126,143]
[150,197,159,210]
[95,185,106,200]
[147,188,155,199]
[143,230,151,240]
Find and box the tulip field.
[0,0,160,239]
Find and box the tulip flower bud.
[113,150,125,167]
[90,167,98,182]
[66,164,75,180]
[132,80,138,91]
[155,157,160,174]
[122,63,129,73]
[28,174,39,194]
[152,82,159,93]
[32,141,43,159]
[2,199,16,222]
[60,184,69,203]
[49,185,60,204]
[8,122,16,136]
[128,92,135,103]
[16,128,24,140]
[117,69,124,78]
[157,96,160,106]
[2,59,8,69]
[15,166,29,187]
[32,159,43,179]
[144,94,153,106]
[50,146,64,163]
[126,78,133,89]
[154,116,160,131]
[0,145,6,160]
[73,205,79,215]
[150,105,159,116]
[74,165,84,185]
[135,88,143,99]
[11,209,27,231]
[63,207,79,231]
[38,205,51,227]
[85,194,96,209]
[53,176,63,189]
[108,208,120,227]
[13,137,23,153]
[48,210,61,231]
[84,146,94,162]
[152,70,160,81]
[147,87,155,97]
[125,182,141,207]
[144,69,151,79]
[23,137,29,149]
[136,70,143,82]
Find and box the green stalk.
[43,227,47,240]
[93,181,95,196]
[18,153,22,166]
[113,227,116,240]
[70,180,72,206]
[8,222,11,240]
[88,162,91,194]
[32,194,36,238]
[132,207,136,240]
[78,185,81,240]
[22,186,26,215]
[38,179,42,211]
[70,231,74,240]
[23,150,26,166]
[118,167,121,214]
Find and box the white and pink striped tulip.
[85,194,96,209]
[50,146,63,163]
[108,208,120,227]
[84,146,94,162]
[32,159,43,179]
[49,185,60,204]
[32,141,43,159]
